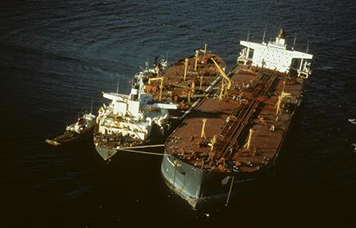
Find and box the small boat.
[46,112,96,146]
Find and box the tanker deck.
[161,28,313,208]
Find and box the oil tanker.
[161,29,313,208]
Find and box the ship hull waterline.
[161,104,301,209]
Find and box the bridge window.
[248,49,254,59]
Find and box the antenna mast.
[292,33,297,50]
[166,51,169,65]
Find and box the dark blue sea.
[1,0,356,227]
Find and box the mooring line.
[118,148,167,156]
[225,176,235,207]
[117,144,165,150]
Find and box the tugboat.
[93,65,178,161]
[46,112,96,146]
[161,29,313,209]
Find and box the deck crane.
[194,44,208,71]
[210,57,231,100]
[148,77,164,101]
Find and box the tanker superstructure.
[161,29,313,209]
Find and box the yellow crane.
[148,77,164,101]
[183,58,189,82]
[187,80,195,103]
[210,58,231,90]
[194,44,208,72]
[275,80,291,114]
[200,118,207,139]
[199,44,208,58]
[194,50,199,72]
[244,128,254,150]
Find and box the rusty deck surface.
[166,64,304,173]
[144,53,226,111]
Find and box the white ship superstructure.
[66,113,96,134]
[238,28,313,78]
[94,64,177,161]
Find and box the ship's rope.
[225,176,235,207]
[117,144,164,150]
[118,148,167,156]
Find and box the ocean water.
[1,0,356,227]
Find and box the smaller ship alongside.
[94,47,227,161]
[46,112,96,146]
[93,66,178,161]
